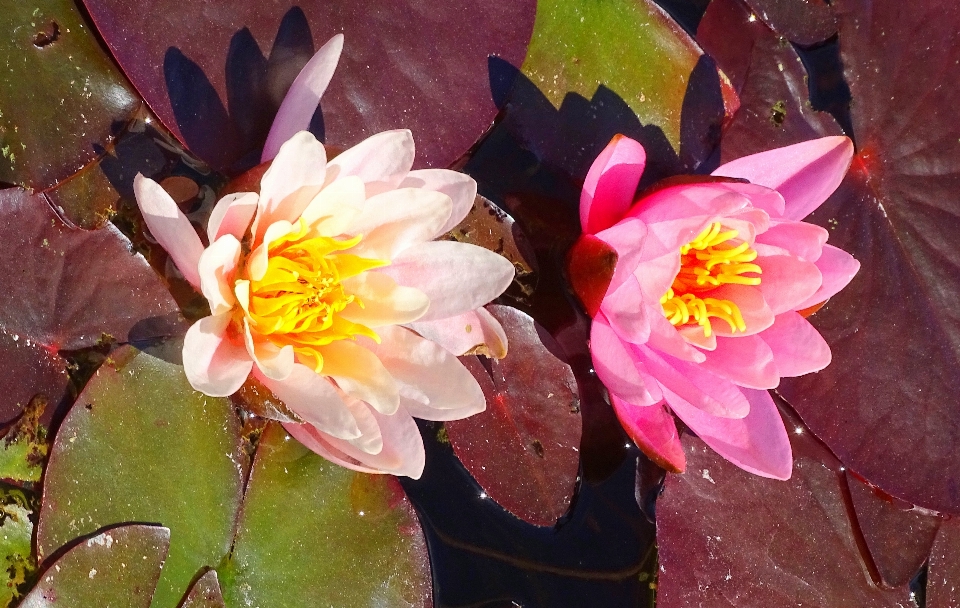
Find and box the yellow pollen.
[660,222,761,337]
[245,224,388,373]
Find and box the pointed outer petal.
[580,135,647,235]
[326,130,416,197]
[566,233,619,318]
[721,207,769,242]
[207,192,259,242]
[405,307,508,358]
[317,340,400,415]
[712,136,854,221]
[668,387,793,480]
[299,176,366,236]
[246,220,295,282]
[646,312,707,363]
[709,285,776,337]
[698,334,779,390]
[598,275,651,345]
[794,244,861,310]
[399,169,478,236]
[254,132,328,241]
[759,312,832,377]
[346,189,453,260]
[590,313,661,407]
[594,217,647,292]
[253,364,361,440]
[636,344,750,418]
[365,325,486,421]
[183,313,253,397]
[133,174,204,288]
[197,235,241,315]
[755,254,823,315]
[380,241,515,322]
[284,421,387,475]
[610,396,685,473]
[755,220,829,262]
[629,183,752,226]
[721,181,786,218]
[262,34,344,163]
[242,319,294,381]
[340,271,429,327]
[679,325,716,350]
[298,403,426,478]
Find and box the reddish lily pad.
[740,0,837,45]
[219,422,432,607]
[446,305,582,527]
[38,347,244,608]
[180,570,225,608]
[21,525,169,608]
[928,519,960,608]
[656,401,914,606]
[79,0,535,171]
[0,189,184,351]
[0,329,68,426]
[0,0,140,190]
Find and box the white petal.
[318,340,400,415]
[133,174,204,288]
[253,131,327,242]
[398,169,478,236]
[254,364,361,440]
[326,130,415,196]
[197,235,241,315]
[207,192,258,242]
[346,188,453,259]
[182,313,252,397]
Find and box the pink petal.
[207,192,259,242]
[246,219,295,282]
[630,183,751,226]
[755,220,828,262]
[580,135,647,234]
[610,396,685,473]
[327,130,415,197]
[381,241,515,322]
[367,326,486,421]
[317,340,400,415]
[755,254,822,315]
[346,188,452,259]
[722,181,786,217]
[598,275,651,345]
[182,313,252,397]
[133,174,204,288]
[197,235,240,315]
[593,217,647,293]
[591,314,661,407]
[340,272,429,327]
[636,344,750,418]
[262,34,344,163]
[645,312,706,363]
[254,364,361,440]
[698,334,778,390]
[794,244,860,309]
[668,387,793,480]
[399,169,478,236]
[712,136,854,221]
[759,312,831,377]
[300,176,365,236]
[284,421,386,475]
[242,319,294,381]
[254,132,328,242]
[405,307,508,358]
[635,250,681,305]
[709,284,776,337]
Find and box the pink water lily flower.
[133,35,514,479]
[571,135,859,479]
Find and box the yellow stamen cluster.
[245,221,388,372]
[660,222,762,337]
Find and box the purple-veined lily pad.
[446,305,582,527]
[37,347,244,608]
[739,0,837,45]
[927,519,960,608]
[79,0,535,171]
[180,570,225,608]
[0,0,140,191]
[219,422,432,607]
[0,189,184,351]
[21,525,169,608]
[656,401,914,606]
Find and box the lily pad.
[0,0,139,190]
[927,519,960,608]
[0,328,68,426]
[446,305,582,527]
[21,525,169,608]
[0,189,184,351]
[0,493,36,607]
[219,422,432,607]
[80,0,535,171]
[739,0,837,45]
[37,347,244,608]
[180,570,225,608]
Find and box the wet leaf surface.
[740,0,837,45]
[0,189,185,351]
[219,422,432,608]
[180,570,225,608]
[846,472,941,588]
[0,493,35,607]
[0,329,68,426]
[927,519,960,608]
[0,0,139,190]
[21,525,169,608]
[80,0,535,171]
[38,347,244,608]
[656,400,914,607]
[446,305,582,526]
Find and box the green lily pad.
[0,0,139,190]
[219,422,432,608]
[0,490,36,607]
[37,347,244,608]
[21,525,169,608]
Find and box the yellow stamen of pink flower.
[660,222,761,337]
